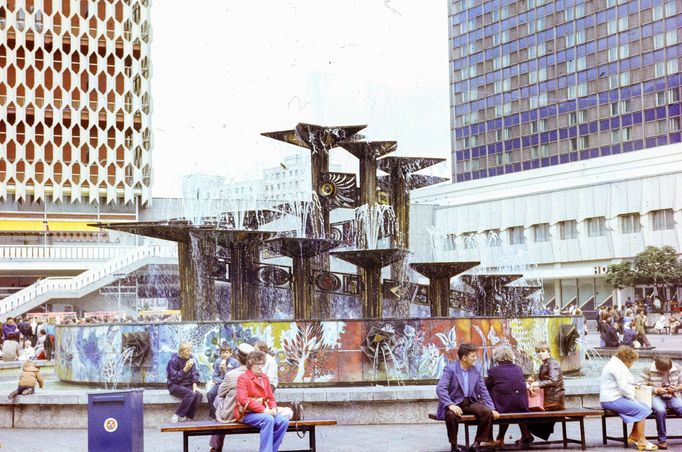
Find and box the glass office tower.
[449,0,681,182]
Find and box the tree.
[605,262,634,290]
[630,246,682,297]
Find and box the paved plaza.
[0,417,677,452]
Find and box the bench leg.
[622,421,628,448]
[183,432,189,452]
[562,419,568,448]
[464,423,470,448]
[580,418,586,450]
[601,416,607,445]
[309,425,316,452]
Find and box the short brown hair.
[655,357,673,372]
[246,350,266,369]
[615,345,638,366]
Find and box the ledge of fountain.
[410,262,480,279]
[266,237,341,259]
[0,380,601,428]
[331,248,409,269]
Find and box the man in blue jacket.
[437,343,499,452]
[167,342,203,423]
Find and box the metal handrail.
[0,245,177,315]
[0,245,139,261]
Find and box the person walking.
[436,343,500,452]
[166,342,203,423]
[635,310,652,348]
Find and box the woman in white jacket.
[600,346,656,451]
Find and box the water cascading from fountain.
[353,203,395,249]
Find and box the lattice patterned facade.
[0,0,153,206]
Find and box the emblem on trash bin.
[104,417,118,433]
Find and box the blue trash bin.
[88,389,144,452]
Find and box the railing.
[0,245,177,316]
[595,294,614,310]
[0,245,140,261]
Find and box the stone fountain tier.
[92,220,212,243]
[410,262,480,318]
[331,248,408,269]
[265,237,341,259]
[261,123,367,151]
[339,141,397,160]
[377,156,445,175]
[266,237,341,320]
[377,174,449,191]
[332,248,409,319]
[410,262,480,280]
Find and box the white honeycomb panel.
[0,0,153,206]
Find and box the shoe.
[515,436,534,445]
[469,442,481,452]
[170,414,180,423]
[658,442,668,450]
[628,437,638,446]
[636,441,658,451]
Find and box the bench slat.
[161,419,337,433]
[429,408,603,422]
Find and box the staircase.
[0,244,177,320]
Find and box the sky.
[150,0,451,198]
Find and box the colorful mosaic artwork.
[55,316,577,385]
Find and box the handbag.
[237,397,264,422]
[634,386,652,409]
[528,388,545,411]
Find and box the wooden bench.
[429,408,603,450]
[160,418,337,452]
[601,409,682,446]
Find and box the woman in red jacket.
[235,351,289,452]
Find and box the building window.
[652,209,675,231]
[586,217,607,237]
[508,226,525,245]
[559,220,577,240]
[620,213,641,234]
[533,223,550,242]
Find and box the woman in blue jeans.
[600,346,657,451]
[235,351,288,452]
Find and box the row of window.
[443,209,676,249]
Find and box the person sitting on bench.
[167,342,203,423]
[639,357,682,450]
[600,346,657,451]
[436,343,499,452]
[235,351,289,452]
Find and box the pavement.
[0,417,678,452]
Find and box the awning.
[0,220,101,232]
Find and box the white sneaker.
[170,414,181,423]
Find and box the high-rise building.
[0,0,153,207]
[0,1,155,315]
[449,0,681,183]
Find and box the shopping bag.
[528,388,545,411]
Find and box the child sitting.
[19,340,35,361]
[7,360,44,400]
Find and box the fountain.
[410,262,479,317]
[52,120,583,388]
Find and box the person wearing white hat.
[209,343,255,452]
